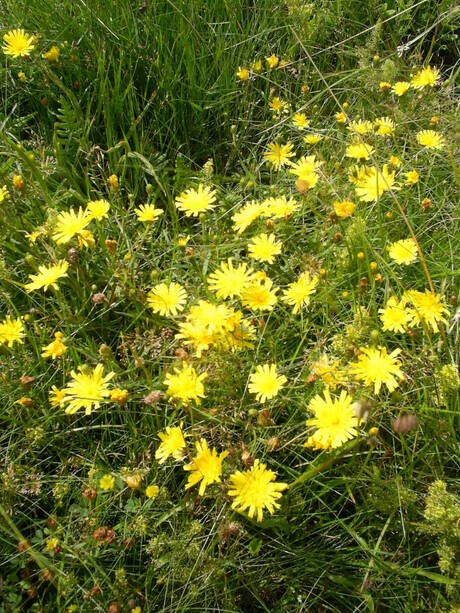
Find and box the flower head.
[241,276,278,311]
[263,142,295,170]
[345,142,374,160]
[416,130,445,150]
[99,474,115,491]
[42,45,59,63]
[403,289,450,333]
[353,164,397,202]
[147,282,186,317]
[392,81,410,96]
[411,65,439,89]
[248,233,282,264]
[289,155,322,188]
[232,200,265,234]
[52,208,91,244]
[266,54,279,69]
[282,271,319,314]
[49,386,66,407]
[404,170,419,186]
[62,364,115,415]
[375,116,395,136]
[208,258,254,299]
[2,29,35,58]
[146,484,160,498]
[41,332,67,359]
[303,133,323,145]
[388,238,418,265]
[228,460,288,522]
[236,67,249,81]
[262,195,300,219]
[0,185,10,202]
[350,346,404,394]
[335,111,347,124]
[292,112,310,129]
[134,203,164,222]
[86,199,110,220]
[164,362,207,405]
[306,388,359,450]
[0,315,25,347]
[379,296,411,333]
[25,261,69,293]
[175,184,216,217]
[333,199,355,218]
[155,425,187,464]
[248,363,287,403]
[347,120,373,135]
[184,439,228,496]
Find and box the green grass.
[0,1,459,611]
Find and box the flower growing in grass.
[0,185,10,202]
[25,261,69,293]
[263,142,295,170]
[232,200,265,234]
[2,29,35,58]
[86,199,110,220]
[392,81,410,96]
[155,425,187,464]
[270,97,289,117]
[411,65,439,89]
[208,258,254,299]
[62,364,115,415]
[134,203,163,222]
[0,315,25,347]
[282,271,319,314]
[175,184,216,216]
[333,199,355,218]
[379,296,411,333]
[345,142,374,161]
[404,170,419,185]
[303,133,323,144]
[266,54,279,69]
[52,208,91,244]
[248,363,287,403]
[184,439,228,496]
[164,362,207,405]
[241,275,278,311]
[42,45,60,63]
[388,238,418,265]
[292,112,310,129]
[147,282,187,317]
[335,111,347,123]
[236,67,249,81]
[41,332,67,359]
[403,289,450,333]
[99,474,115,491]
[110,388,129,405]
[350,346,404,394]
[309,355,346,389]
[416,130,445,150]
[49,386,66,407]
[305,388,359,450]
[347,120,373,135]
[289,155,322,188]
[262,195,300,219]
[228,460,288,522]
[248,233,282,264]
[146,484,160,499]
[353,164,397,202]
[374,116,395,136]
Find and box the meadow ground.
[0,1,459,611]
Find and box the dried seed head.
[392,413,418,433]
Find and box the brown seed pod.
[392,413,418,433]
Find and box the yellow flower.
[177,235,190,246]
[270,96,289,116]
[123,471,142,489]
[184,439,228,496]
[145,484,159,499]
[2,29,35,58]
[305,388,359,450]
[289,155,322,188]
[175,184,216,216]
[345,142,374,161]
[309,355,346,389]
[147,282,187,317]
[52,207,91,244]
[251,59,262,72]
[379,81,391,92]
[42,45,59,63]
[303,133,323,145]
[164,362,207,405]
[353,164,397,202]
[110,388,129,405]
[392,81,410,96]
[404,170,419,185]
[263,142,295,170]
[282,271,319,314]
[86,199,110,220]
[0,185,10,202]
[46,537,60,552]
[228,460,288,522]
[389,155,402,168]
[231,200,265,234]
[41,332,67,359]
[13,175,24,190]
[17,70,27,82]
[411,65,439,89]
[134,203,163,222]
[25,260,69,292]
[62,364,115,415]
[350,346,404,394]
[0,315,25,347]
[333,199,355,218]
[375,116,395,136]
[49,386,66,407]
[335,111,347,124]
[241,276,278,311]
[248,233,282,264]
[403,289,449,333]
[379,296,411,333]
[347,120,374,135]
[236,66,249,81]
[266,54,279,69]
[99,474,115,491]
[208,258,254,299]
[292,112,310,129]
[107,174,119,190]
[388,238,418,265]
[155,425,187,464]
[262,195,300,219]
[248,363,287,403]
[77,229,95,249]
[416,130,445,150]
